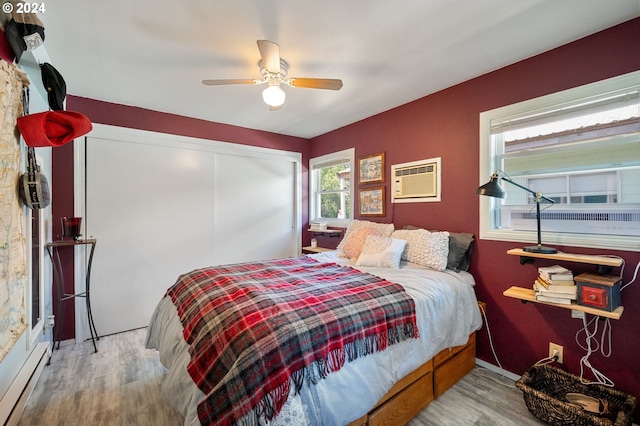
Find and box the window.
[479,71,640,251]
[526,172,619,205]
[310,148,354,227]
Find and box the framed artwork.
[358,152,385,184]
[359,187,385,216]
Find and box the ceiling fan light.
[262,85,286,107]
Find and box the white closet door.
[213,153,297,265]
[81,126,299,337]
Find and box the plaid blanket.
[167,256,418,426]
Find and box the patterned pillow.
[356,236,407,269]
[391,229,450,271]
[402,225,474,271]
[341,226,382,260]
[337,220,395,253]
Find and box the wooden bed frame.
[347,302,484,426]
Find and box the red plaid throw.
[167,256,418,426]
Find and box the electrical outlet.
[45,315,55,328]
[549,342,563,363]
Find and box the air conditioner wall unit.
[392,157,441,203]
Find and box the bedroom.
[1,1,640,425]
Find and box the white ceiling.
[38,0,639,139]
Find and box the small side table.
[46,238,98,360]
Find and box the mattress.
[146,250,482,425]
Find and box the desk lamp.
[477,170,557,254]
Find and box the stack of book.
[309,221,328,231]
[534,265,576,305]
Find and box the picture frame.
[358,152,385,184]
[359,187,385,216]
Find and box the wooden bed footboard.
[348,301,484,426]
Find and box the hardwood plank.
[409,368,546,426]
[17,328,183,426]
[18,329,546,426]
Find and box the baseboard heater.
[507,209,640,236]
[0,342,49,426]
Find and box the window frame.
[309,148,354,228]
[479,71,640,252]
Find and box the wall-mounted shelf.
[507,248,623,268]
[302,246,332,254]
[308,228,343,238]
[503,286,624,320]
[504,248,624,319]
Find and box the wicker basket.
[515,364,637,426]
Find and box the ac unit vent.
[508,209,640,236]
[391,157,441,203]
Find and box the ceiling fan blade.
[288,78,343,90]
[257,40,280,74]
[202,79,260,86]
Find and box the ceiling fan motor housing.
[260,58,289,86]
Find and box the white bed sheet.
[145,251,482,425]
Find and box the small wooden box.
[575,272,621,312]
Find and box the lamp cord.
[533,353,558,367]
[620,258,640,291]
[478,303,503,371]
[475,303,515,388]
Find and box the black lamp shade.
[476,176,506,198]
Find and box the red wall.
[52,98,311,341]
[310,17,640,412]
[51,142,76,340]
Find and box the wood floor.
[17,329,545,426]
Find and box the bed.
[146,222,483,425]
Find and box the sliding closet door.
[213,153,297,265]
[81,125,300,337]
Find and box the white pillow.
[356,235,407,269]
[337,220,395,254]
[391,229,450,271]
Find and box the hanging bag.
[17,87,50,209]
[18,146,50,209]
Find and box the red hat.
[17,111,93,147]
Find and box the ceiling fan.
[202,40,343,110]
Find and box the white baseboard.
[0,342,49,426]
[475,358,521,381]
